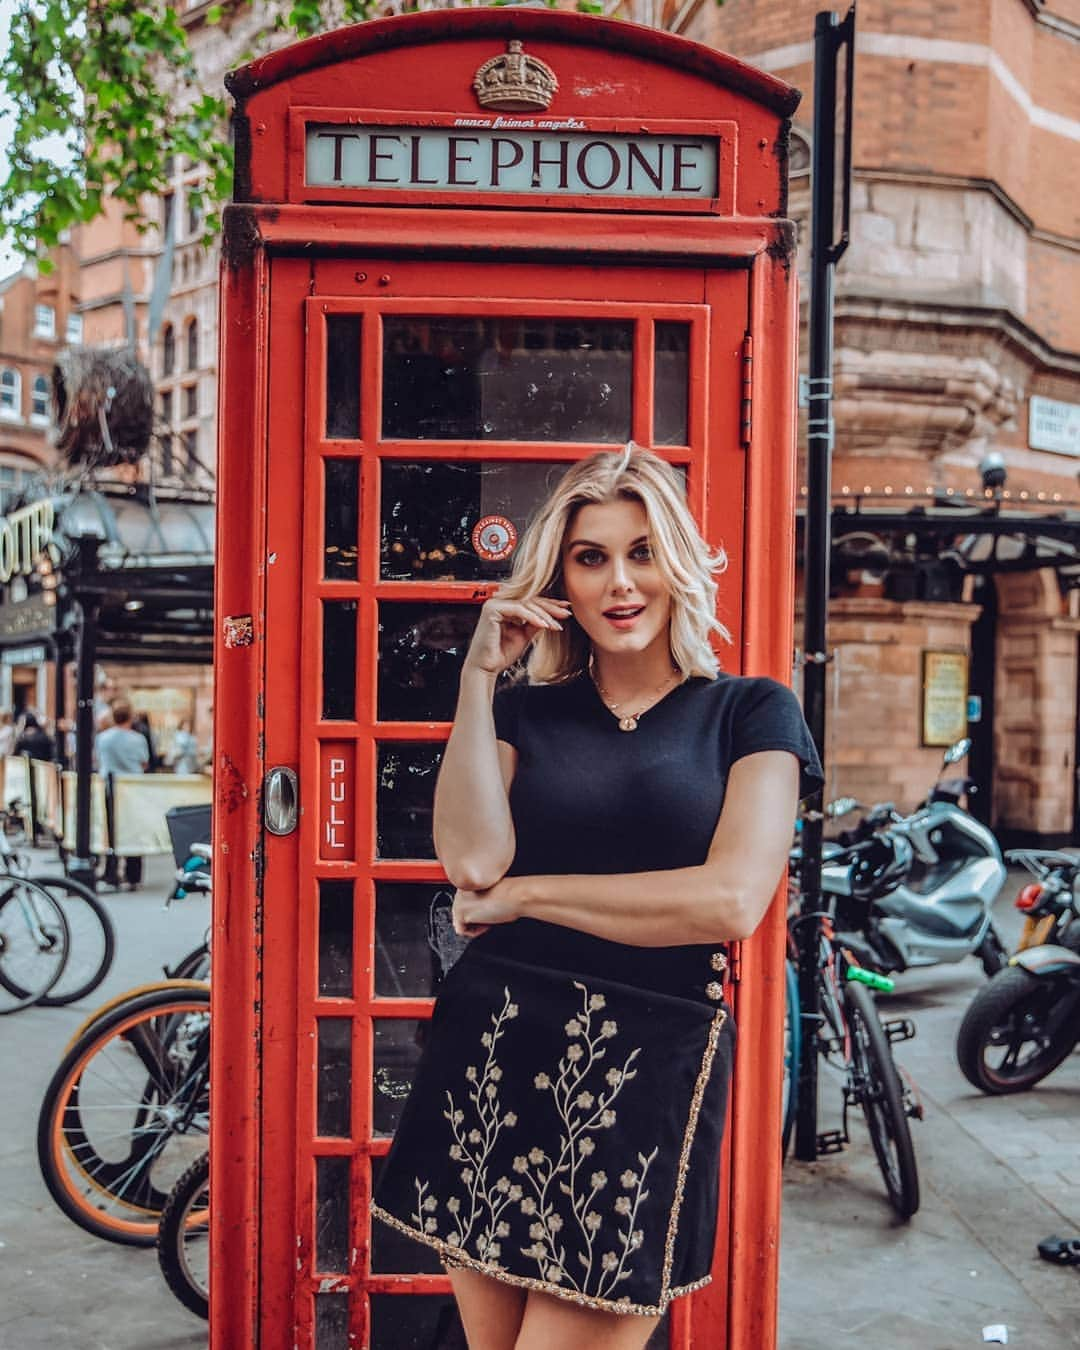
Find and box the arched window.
[31,375,49,422]
[162,323,175,377]
[186,318,198,371]
[0,368,21,418]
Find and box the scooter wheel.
[956,966,1080,1094]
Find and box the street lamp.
[979,451,1007,492]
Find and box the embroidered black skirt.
[372,945,734,1317]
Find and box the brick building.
[0,242,81,502]
[0,242,82,714]
[690,0,1080,843]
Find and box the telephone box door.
[258,253,751,1348]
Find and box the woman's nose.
[609,560,632,593]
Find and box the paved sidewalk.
[4,858,1080,1347]
[0,852,209,1350]
[780,880,1080,1349]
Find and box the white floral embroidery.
[411,978,655,1299]
[417,987,522,1266]
[512,981,653,1298]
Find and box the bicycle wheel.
[158,1150,209,1319]
[62,977,210,1055]
[37,983,210,1244]
[0,876,70,1013]
[28,874,116,1006]
[168,942,210,982]
[781,958,800,1157]
[843,980,920,1220]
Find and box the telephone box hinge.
[740,332,753,449]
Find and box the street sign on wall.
[1029,396,1080,457]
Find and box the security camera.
[979,452,1007,490]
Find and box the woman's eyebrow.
[566,535,649,550]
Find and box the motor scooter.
[820,739,1009,978]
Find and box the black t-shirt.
[472,670,823,997]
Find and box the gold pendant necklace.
[590,659,680,733]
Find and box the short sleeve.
[730,678,824,800]
[492,677,527,747]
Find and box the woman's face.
[560,498,672,659]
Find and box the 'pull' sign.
[320,743,355,862]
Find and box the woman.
[373,447,822,1350]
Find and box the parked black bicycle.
[787,844,923,1220]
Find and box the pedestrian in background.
[171,720,199,774]
[96,701,149,889]
[15,712,54,761]
[132,709,162,772]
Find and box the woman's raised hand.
[464,593,572,675]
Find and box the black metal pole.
[796,5,856,1162]
[70,595,100,891]
[52,640,66,769]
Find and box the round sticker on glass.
[471,514,518,562]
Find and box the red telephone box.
[213,11,801,1348]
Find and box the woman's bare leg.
[447,1265,528,1350]
[513,1289,660,1350]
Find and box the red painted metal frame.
[287,266,735,1349]
[210,227,270,1350]
[214,11,800,1350]
[308,294,708,455]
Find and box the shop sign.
[306,123,719,199]
[0,644,48,666]
[922,650,968,747]
[0,595,55,641]
[0,500,54,584]
[1029,396,1080,457]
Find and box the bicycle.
[158,1149,210,1319]
[0,811,115,1006]
[786,908,922,1220]
[37,979,210,1244]
[0,872,70,1014]
[59,840,213,1052]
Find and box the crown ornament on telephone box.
[473,41,559,112]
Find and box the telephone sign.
[306,123,721,198]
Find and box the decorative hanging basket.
[51,348,154,468]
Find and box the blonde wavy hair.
[498,445,730,684]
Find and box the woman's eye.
[631,545,653,562]
[575,549,604,566]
